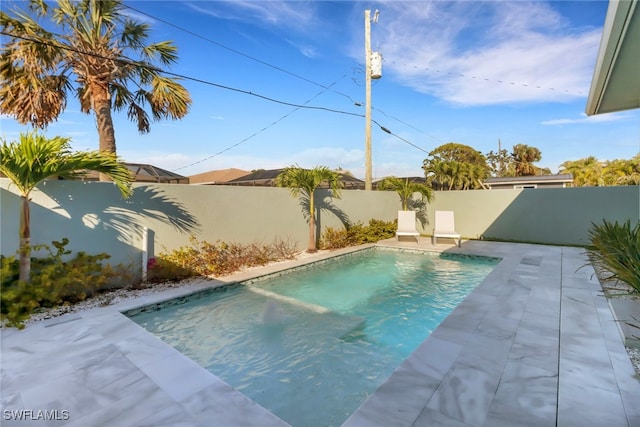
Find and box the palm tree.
[378,176,433,211]
[446,161,464,190]
[423,142,489,190]
[0,131,132,283]
[276,166,343,253]
[560,157,604,186]
[512,144,542,176]
[0,0,191,177]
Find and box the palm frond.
[0,131,132,198]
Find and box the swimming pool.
[129,248,499,426]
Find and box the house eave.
[586,0,640,116]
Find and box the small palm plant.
[276,165,342,252]
[588,219,640,293]
[0,131,132,283]
[377,176,433,211]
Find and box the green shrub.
[1,239,119,328]
[320,218,397,249]
[320,226,358,249]
[588,219,640,294]
[149,237,298,281]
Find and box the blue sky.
[1,0,639,179]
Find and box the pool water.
[130,248,498,426]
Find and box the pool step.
[246,285,331,314]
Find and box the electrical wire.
[123,4,361,105]
[385,60,586,95]
[1,31,432,165]
[123,3,427,134]
[0,31,362,118]
[174,77,345,171]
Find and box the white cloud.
[285,39,318,58]
[121,8,156,25]
[187,1,317,32]
[541,112,634,125]
[374,1,601,106]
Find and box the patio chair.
[433,211,461,247]
[396,210,420,243]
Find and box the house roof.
[586,0,640,115]
[79,162,189,184]
[189,168,249,185]
[484,174,574,185]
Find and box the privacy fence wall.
[2,179,638,281]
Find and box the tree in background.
[560,156,603,186]
[422,142,489,190]
[511,144,549,176]
[377,176,433,211]
[0,0,191,177]
[486,148,515,177]
[560,155,640,186]
[276,166,342,253]
[0,131,132,283]
[603,156,640,185]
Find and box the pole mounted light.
[364,9,382,191]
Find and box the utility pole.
[364,9,373,190]
[364,9,381,191]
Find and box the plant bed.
[591,256,640,376]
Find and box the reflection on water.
[130,248,498,427]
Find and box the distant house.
[77,162,189,184]
[189,168,249,185]
[225,168,366,189]
[484,174,573,190]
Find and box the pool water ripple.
[130,248,498,427]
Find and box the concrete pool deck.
[1,240,639,426]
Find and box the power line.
[376,123,430,154]
[0,31,362,118]
[174,77,345,171]
[386,60,586,96]
[123,3,427,134]
[1,31,433,163]
[123,4,361,105]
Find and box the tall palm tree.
[0,131,132,283]
[0,0,191,176]
[276,166,343,253]
[378,176,433,211]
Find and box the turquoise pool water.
[129,248,498,426]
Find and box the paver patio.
[1,240,639,426]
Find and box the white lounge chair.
[396,210,420,243]
[433,211,461,247]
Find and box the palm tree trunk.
[94,95,117,182]
[18,196,31,283]
[307,191,317,252]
